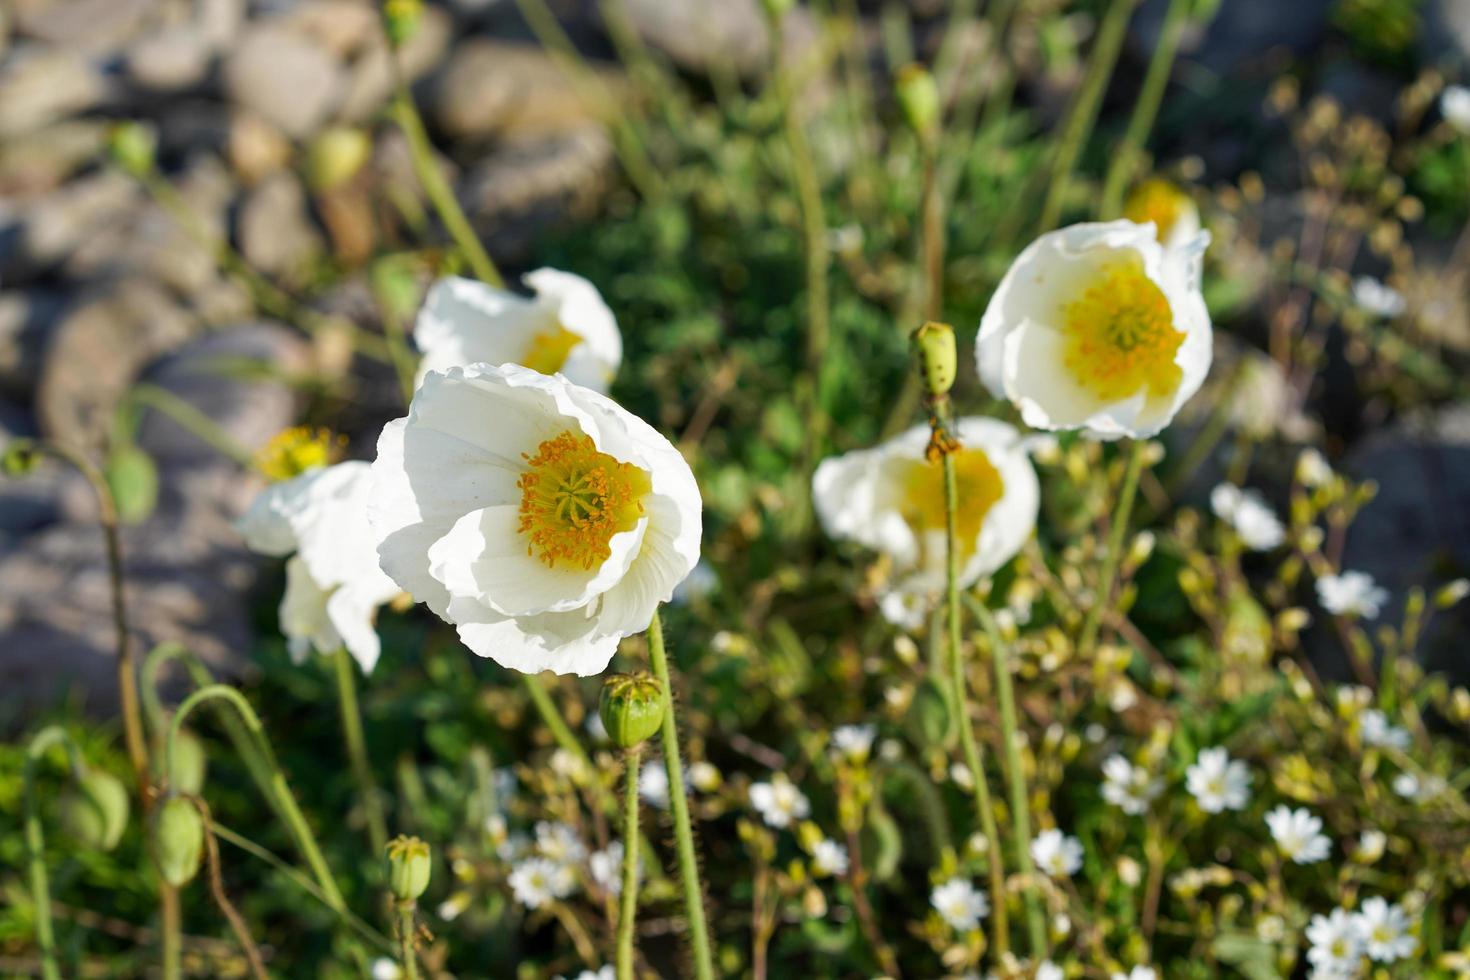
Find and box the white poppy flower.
[1122,178,1202,251]
[812,418,1040,629]
[371,363,702,676]
[930,877,989,931]
[1442,84,1470,135]
[749,773,810,829]
[589,842,626,895]
[1185,746,1252,813]
[414,271,621,392]
[1266,805,1331,864]
[1352,277,1406,319]
[237,461,402,673]
[1210,483,1285,551]
[1030,829,1084,878]
[976,220,1212,440]
[1317,571,1389,619]
[1353,897,1417,962]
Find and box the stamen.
[517,430,651,569]
[1061,256,1184,402]
[899,447,1006,562]
[522,322,583,375]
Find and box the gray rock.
[0,46,111,139]
[223,24,344,137]
[619,0,769,76]
[277,0,380,58]
[1133,0,1333,75]
[238,170,323,279]
[0,119,108,196]
[0,288,64,398]
[1422,0,1470,62]
[12,0,155,55]
[197,0,244,49]
[126,25,216,92]
[337,4,451,122]
[12,170,141,280]
[434,41,611,142]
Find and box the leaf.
[1212,931,1283,980]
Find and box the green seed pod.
[2,439,38,477]
[105,444,158,526]
[107,122,157,178]
[307,127,372,192]
[599,672,666,749]
[906,676,956,751]
[153,797,204,887]
[164,729,208,796]
[386,835,431,902]
[910,321,957,398]
[61,768,130,852]
[895,64,941,144]
[861,801,903,883]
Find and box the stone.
[238,170,323,279]
[337,4,451,122]
[0,288,64,398]
[12,170,141,279]
[223,24,343,137]
[1132,0,1332,76]
[12,0,154,55]
[36,279,195,450]
[278,0,381,58]
[197,0,243,49]
[1422,0,1470,62]
[433,41,611,142]
[228,110,293,185]
[619,0,769,76]
[0,46,111,139]
[0,119,108,197]
[126,25,215,92]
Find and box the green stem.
[617,747,643,980]
[646,613,714,980]
[126,384,259,470]
[386,57,503,288]
[521,674,612,808]
[1099,0,1191,218]
[24,726,81,980]
[170,685,347,912]
[1078,440,1148,655]
[1038,0,1137,232]
[396,903,420,980]
[335,649,389,855]
[940,435,1011,955]
[161,896,182,980]
[965,594,1047,956]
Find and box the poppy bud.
[382,0,422,47]
[107,122,157,178]
[911,321,957,399]
[307,127,372,192]
[599,672,666,749]
[165,728,208,796]
[153,797,204,887]
[895,64,940,145]
[61,768,130,852]
[386,835,431,903]
[2,439,38,477]
[105,444,158,526]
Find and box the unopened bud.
[895,64,940,144]
[105,444,158,526]
[307,127,372,192]
[599,672,665,749]
[107,122,157,178]
[1434,578,1470,609]
[759,0,794,20]
[2,439,39,477]
[386,835,431,902]
[61,768,130,852]
[382,0,422,46]
[906,676,955,750]
[153,797,204,887]
[911,321,957,398]
[165,728,208,796]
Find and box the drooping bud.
[153,797,204,887]
[2,439,39,477]
[911,321,957,399]
[166,728,208,796]
[60,768,130,852]
[382,0,423,47]
[307,127,372,193]
[107,122,157,178]
[105,444,159,526]
[895,64,940,145]
[599,672,666,749]
[860,801,902,882]
[906,676,956,750]
[386,835,431,903]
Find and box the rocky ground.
[2,0,1469,709]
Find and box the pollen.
[1060,256,1184,403]
[517,430,651,570]
[521,322,582,376]
[1123,178,1193,243]
[899,447,1006,558]
[256,426,344,482]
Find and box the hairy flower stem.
[646,612,715,980]
[937,410,1011,954]
[1038,0,1137,232]
[966,594,1048,956]
[1078,440,1148,655]
[24,726,80,980]
[1099,0,1191,218]
[617,747,643,980]
[170,685,347,912]
[396,902,420,980]
[334,649,388,855]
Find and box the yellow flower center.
[516,430,650,569]
[1061,256,1184,402]
[521,322,582,375]
[256,426,343,482]
[898,447,1005,558]
[1123,178,1193,243]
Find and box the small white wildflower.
[950,762,975,790]
[688,761,722,792]
[1392,772,1420,798]
[436,892,469,922]
[371,958,403,980]
[811,838,849,877]
[1442,84,1470,134]
[1101,754,1162,815]
[1357,829,1387,862]
[930,878,989,931]
[1306,908,1363,974]
[534,821,587,865]
[589,842,624,896]
[497,832,530,863]
[1297,448,1333,488]
[1266,805,1332,864]
[1030,829,1084,878]
[1037,963,1064,980]
[1317,572,1390,619]
[749,773,810,829]
[1210,483,1286,551]
[639,764,670,809]
[1353,896,1418,962]
[1359,709,1410,751]
[1186,747,1253,813]
[550,748,586,781]
[1352,276,1406,319]
[1111,968,1157,980]
[830,724,877,764]
[509,857,576,909]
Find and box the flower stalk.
[334,648,389,855]
[24,726,82,980]
[617,746,643,980]
[1078,440,1149,656]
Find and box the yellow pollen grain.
[1123,178,1192,243]
[521,322,582,375]
[516,429,650,570]
[256,426,344,482]
[899,446,1005,559]
[1061,256,1184,403]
